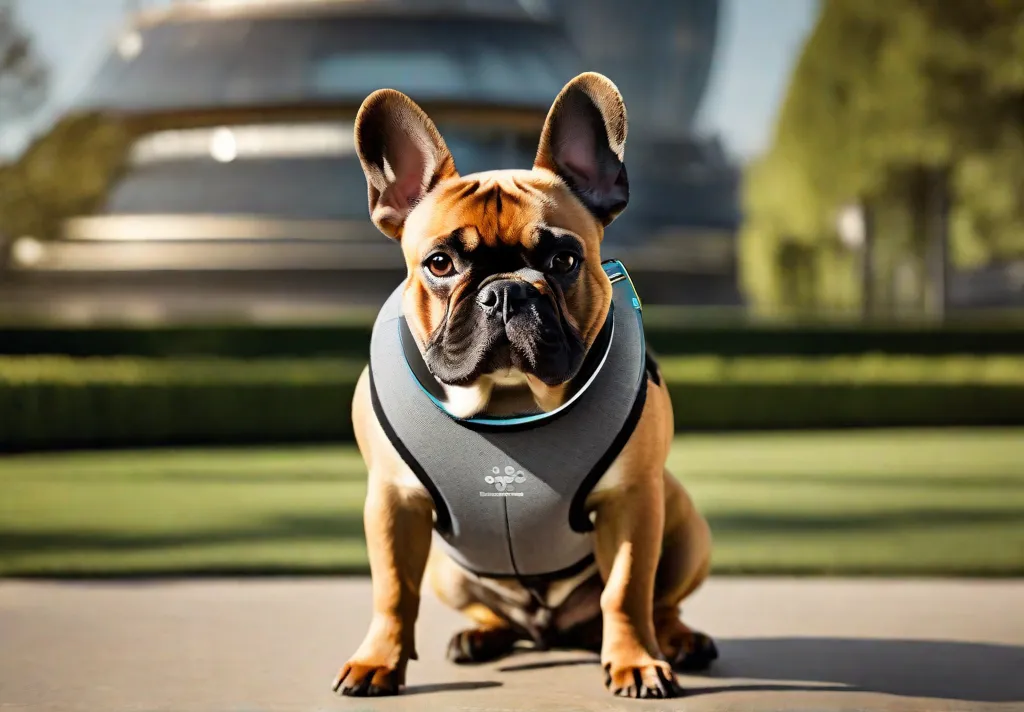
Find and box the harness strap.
[367,260,647,579]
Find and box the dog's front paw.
[602,656,684,699]
[332,658,405,697]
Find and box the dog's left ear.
[535,72,629,226]
[355,89,459,240]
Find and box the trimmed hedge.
[646,323,1024,356]
[661,356,1024,430]
[669,383,1022,430]
[0,325,376,359]
[1,320,1024,359]
[0,358,362,451]
[1,356,1022,451]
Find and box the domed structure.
[551,0,719,138]
[75,0,579,115]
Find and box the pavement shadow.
[496,655,851,696]
[498,656,599,672]
[402,681,502,696]
[710,637,1024,703]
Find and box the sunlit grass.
[1,429,1022,577]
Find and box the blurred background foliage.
[0,113,132,242]
[741,0,1024,317]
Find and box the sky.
[695,0,819,157]
[2,0,819,160]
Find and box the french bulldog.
[334,72,715,700]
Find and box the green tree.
[741,0,1024,318]
[0,113,132,242]
[0,0,48,130]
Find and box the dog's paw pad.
[603,660,684,699]
[671,631,719,672]
[332,662,401,697]
[446,627,518,665]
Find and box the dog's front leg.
[592,472,684,699]
[333,477,433,697]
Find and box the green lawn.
[2,429,1023,577]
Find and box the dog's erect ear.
[535,72,629,226]
[354,89,458,240]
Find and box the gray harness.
[368,261,648,580]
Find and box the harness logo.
[481,466,526,497]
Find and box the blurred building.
[552,0,742,306]
[1,0,578,322]
[552,0,718,138]
[951,260,1024,309]
[1,0,742,324]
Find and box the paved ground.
[1,578,1022,712]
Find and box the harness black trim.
[369,371,454,537]
[462,553,597,583]
[645,350,662,386]
[567,374,649,533]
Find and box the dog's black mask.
[423,265,587,388]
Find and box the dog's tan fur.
[333,73,713,700]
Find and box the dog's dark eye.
[549,252,579,275]
[426,253,454,278]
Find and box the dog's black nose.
[477,279,541,322]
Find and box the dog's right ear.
[535,72,629,227]
[354,89,458,240]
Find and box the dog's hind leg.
[445,609,523,664]
[652,471,718,672]
[427,545,525,664]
